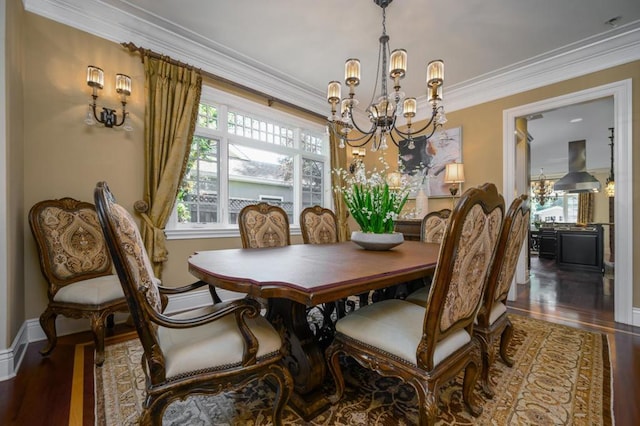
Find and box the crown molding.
[434,21,640,115]
[23,0,640,120]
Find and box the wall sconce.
[85,65,132,131]
[444,162,465,196]
[349,147,366,174]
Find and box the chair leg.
[462,349,483,418]
[269,364,293,425]
[477,333,495,399]
[39,307,58,356]
[414,380,439,426]
[499,319,515,367]
[325,344,346,404]
[90,312,107,366]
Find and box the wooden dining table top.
[188,240,440,305]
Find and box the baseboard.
[0,322,29,381]
[1,288,219,381]
[633,307,640,328]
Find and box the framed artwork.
[398,127,462,198]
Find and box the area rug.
[94,314,612,425]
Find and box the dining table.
[188,240,440,420]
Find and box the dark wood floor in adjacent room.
[1,256,639,425]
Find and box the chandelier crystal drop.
[326,0,446,152]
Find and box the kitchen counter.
[531,224,604,273]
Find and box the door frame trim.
[503,79,633,325]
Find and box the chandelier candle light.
[327,0,446,152]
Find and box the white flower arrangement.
[333,157,415,234]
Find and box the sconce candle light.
[349,147,366,174]
[85,65,132,131]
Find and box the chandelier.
[532,168,557,206]
[606,127,615,197]
[326,0,446,152]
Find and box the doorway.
[503,79,633,326]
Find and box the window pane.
[178,136,219,224]
[228,111,294,147]
[301,132,324,154]
[197,104,218,129]
[228,144,293,224]
[301,158,324,208]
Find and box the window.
[167,86,330,239]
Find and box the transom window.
[166,86,330,239]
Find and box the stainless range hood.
[553,140,601,193]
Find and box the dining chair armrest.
[157,280,209,295]
[158,280,222,304]
[146,297,260,329]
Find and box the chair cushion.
[474,301,508,326]
[158,306,283,379]
[53,275,124,305]
[404,285,429,307]
[336,299,470,367]
[488,301,507,325]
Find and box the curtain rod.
[122,42,325,122]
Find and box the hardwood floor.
[1,258,639,425]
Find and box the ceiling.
[23,0,639,174]
[95,0,639,100]
[528,97,615,176]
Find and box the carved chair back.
[300,206,339,244]
[238,202,291,248]
[477,195,530,328]
[94,183,167,377]
[29,198,113,297]
[420,183,504,370]
[420,208,451,244]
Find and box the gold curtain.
[138,53,202,277]
[577,192,595,224]
[329,130,351,242]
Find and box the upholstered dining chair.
[300,205,339,244]
[29,197,129,366]
[94,182,292,425]
[325,183,505,425]
[300,205,356,327]
[421,208,451,243]
[474,194,529,398]
[238,202,291,248]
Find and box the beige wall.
[4,0,26,347]
[15,12,640,328]
[22,13,146,318]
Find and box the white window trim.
[166,85,329,240]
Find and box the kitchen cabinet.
[556,226,604,273]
